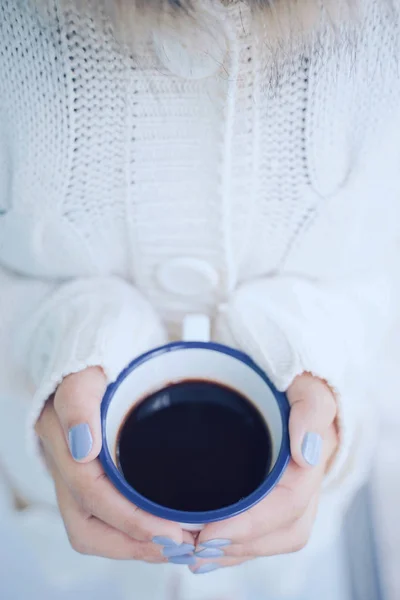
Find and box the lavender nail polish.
[163,544,195,558]
[195,548,224,558]
[152,537,178,547]
[168,554,196,565]
[199,539,231,549]
[194,563,221,575]
[302,432,322,466]
[68,424,92,461]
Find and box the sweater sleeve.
[215,273,394,497]
[0,267,167,458]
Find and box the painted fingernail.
[199,539,231,549]
[168,554,197,565]
[195,548,224,558]
[302,432,322,466]
[163,544,195,558]
[193,563,221,575]
[68,424,93,461]
[152,537,178,547]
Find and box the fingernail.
[163,544,195,558]
[199,539,231,549]
[168,554,196,565]
[68,424,93,461]
[195,548,224,558]
[302,432,322,466]
[152,537,178,547]
[193,563,221,575]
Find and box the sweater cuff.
[15,277,167,455]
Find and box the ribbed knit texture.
[1,1,400,596]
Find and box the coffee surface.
[117,379,272,512]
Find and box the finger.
[216,493,319,559]
[197,460,320,546]
[192,528,311,573]
[38,402,193,547]
[287,374,337,469]
[52,464,169,561]
[193,495,319,572]
[53,367,107,463]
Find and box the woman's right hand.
[35,367,195,561]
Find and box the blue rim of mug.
[99,342,291,524]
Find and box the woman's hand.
[191,373,339,575]
[35,367,195,562]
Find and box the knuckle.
[68,472,86,498]
[79,489,99,516]
[131,546,160,563]
[69,534,90,555]
[132,552,157,563]
[69,479,94,514]
[223,543,241,557]
[291,534,309,553]
[245,541,260,557]
[128,548,142,561]
[122,509,149,541]
[79,497,95,516]
[146,555,164,564]
[144,545,164,563]
[65,524,91,555]
[137,525,155,542]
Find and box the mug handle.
[182,314,210,343]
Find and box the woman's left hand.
[191,373,339,574]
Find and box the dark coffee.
[117,379,272,512]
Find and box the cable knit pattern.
[1,0,400,596]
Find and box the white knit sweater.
[0,0,399,597]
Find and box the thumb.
[54,366,107,463]
[287,374,337,469]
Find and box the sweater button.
[153,16,227,79]
[157,258,219,296]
